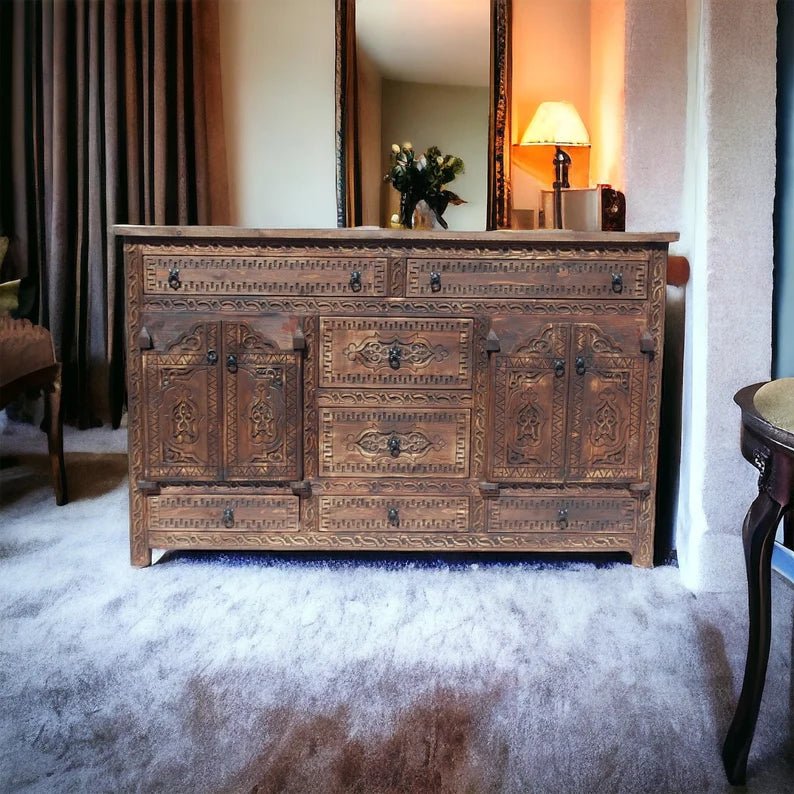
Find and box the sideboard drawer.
[142,251,388,296]
[406,256,648,299]
[320,316,474,389]
[319,407,470,477]
[487,495,637,533]
[146,492,299,532]
[318,495,470,532]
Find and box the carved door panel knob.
[206,349,218,365]
[575,356,587,376]
[388,346,402,369]
[553,358,565,378]
[226,354,238,373]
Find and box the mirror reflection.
[354,0,491,231]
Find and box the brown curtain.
[4,0,229,428]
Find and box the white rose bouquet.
[385,143,465,229]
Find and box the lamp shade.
[520,101,590,147]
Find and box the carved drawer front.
[406,255,647,299]
[142,251,387,296]
[318,495,469,533]
[320,317,473,389]
[319,408,470,477]
[487,495,637,533]
[146,493,300,534]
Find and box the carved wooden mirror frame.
[335,0,512,230]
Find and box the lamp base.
[552,146,572,229]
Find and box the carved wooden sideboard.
[118,227,678,567]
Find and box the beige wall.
[380,80,489,231]
[218,0,337,227]
[590,0,625,188]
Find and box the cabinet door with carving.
[566,321,648,482]
[223,320,301,481]
[141,319,222,480]
[489,321,570,482]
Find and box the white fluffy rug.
[0,419,792,793]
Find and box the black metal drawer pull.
[206,349,218,365]
[611,272,624,293]
[167,266,181,290]
[226,354,238,373]
[388,346,402,370]
[387,436,401,457]
[223,507,234,528]
[350,270,362,292]
[387,507,400,527]
[429,271,442,292]
[557,508,569,530]
[575,356,587,376]
[553,358,565,378]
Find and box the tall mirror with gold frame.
[335,0,511,230]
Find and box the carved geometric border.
[145,531,635,554]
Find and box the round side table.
[722,378,794,785]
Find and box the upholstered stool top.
[753,377,794,435]
[0,316,57,388]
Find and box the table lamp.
[519,101,590,229]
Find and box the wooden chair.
[0,315,68,504]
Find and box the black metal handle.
[223,507,234,528]
[575,356,587,376]
[429,271,442,292]
[387,436,401,458]
[611,272,624,294]
[350,270,362,292]
[167,266,181,290]
[387,507,400,527]
[206,349,218,365]
[557,508,569,530]
[553,358,565,378]
[388,346,402,370]
[226,354,238,373]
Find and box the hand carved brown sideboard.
[117,227,678,568]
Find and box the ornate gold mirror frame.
[335,0,512,230]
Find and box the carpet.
[0,419,792,793]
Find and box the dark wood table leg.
[722,490,786,785]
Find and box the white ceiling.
[355,0,491,88]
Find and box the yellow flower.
[402,141,413,150]
[391,144,400,154]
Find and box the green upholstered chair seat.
[753,377,794,435]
